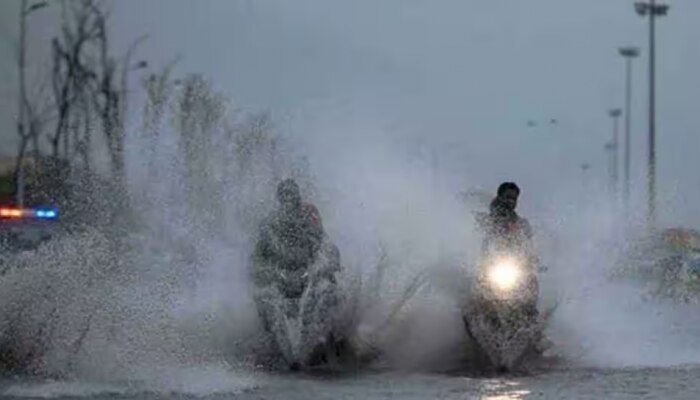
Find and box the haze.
[1,0,699,226]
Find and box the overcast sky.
[1,0,699,226]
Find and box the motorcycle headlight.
[487,257,522,292]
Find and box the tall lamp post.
[635,0,669,227]
[618,46,640,209]
[605,141,616,195]
[16,0,48,208]
[608,108,623,199]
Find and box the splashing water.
[0,75,471,393]
[2,72,700,400]
[0,76,289,392]
[539,187,700,369]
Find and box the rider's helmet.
[495,182,520,213]
[277,179,301,212]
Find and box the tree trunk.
[15,0,27,207]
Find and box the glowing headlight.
[487,257,522,292]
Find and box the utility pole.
[619,47,640,209]
[635,0,669,228]
[609,108,622,200]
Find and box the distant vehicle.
[1,207,58,220]
[620,227,700,300]
[0,206,60,255]
[659,228,700,294]
[661,228,700,252]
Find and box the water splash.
[542,188,700,368]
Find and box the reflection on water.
[484,390,531,400]
[482,380,531,400]
[4,368,700,399]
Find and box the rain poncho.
[252,203,325,298]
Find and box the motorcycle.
[253,241,353,370]
[462,213,549,372]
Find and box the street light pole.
[609,108,622,200]
[619,47,640,209]
[635,0,669,228]
[605,141,615,195]
[580,162,591,201]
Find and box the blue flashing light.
[34,208,59,219]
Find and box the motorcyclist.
[477,182,539,313]
[252,178,337,297]
[251,179,344,368]
[469,182,552,357]
[483,182,533,252]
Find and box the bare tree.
[48,0,146,187]
[15,0,50,207]
[232,110,276,173]
[13,97,50,205]
[142,58,179,160]
[73,78,94,170]
[89,2,122,182]
[173,74,226,195]
[13,0,148,218]
[49,1,101,161]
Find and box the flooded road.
[3,365,700,399]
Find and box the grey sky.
[1,0,699,226]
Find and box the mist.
[1,0,700,394]
[4,0,700,225]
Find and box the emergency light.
[0,207,59,220]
